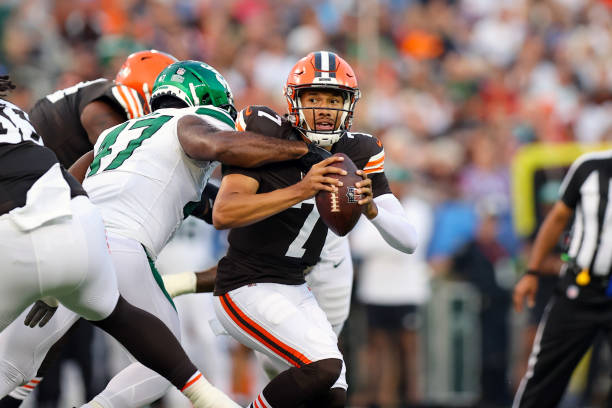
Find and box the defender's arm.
[212,156,345,229]
[177,115,310,167]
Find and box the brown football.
[315,152,363,236]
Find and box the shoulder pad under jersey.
[236,105,296,140]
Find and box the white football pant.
[0,232,180,407]
[213,282,348,391]
[0,196,119,395]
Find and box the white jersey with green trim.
[82,105,235,259]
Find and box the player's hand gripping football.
[355,170,377,219]
[513,274,539,313]
[297,155,346,199]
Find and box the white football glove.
[162,272,197,298]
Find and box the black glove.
[200,182,218,224]
[188,182,219,224]
[24,299,58,328]
[298,142,332,173]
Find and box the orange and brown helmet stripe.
[284,51,360,132]
[115,50,178,113]
[285,51,358,90]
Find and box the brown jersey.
[28,78,145,167]
[214,105,391,295]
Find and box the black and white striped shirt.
[561,150,612,277]
[0,99,85,215]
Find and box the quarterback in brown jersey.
[212,52,417,408]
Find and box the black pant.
[514,272,612,408]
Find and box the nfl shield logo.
[346,187,360,203]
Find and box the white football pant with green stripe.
[0,233,181,407]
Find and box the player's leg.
[0,306,79,400]
[213,283,347,408]
[303,235,352,405]
[45,197,238,408]
[305,235,354,336]
[256,257,352,388]
[82,233,178,407]
[513,296,598,408]
[0,209,83,399]
[81,232,236,408]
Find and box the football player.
[0,76,239,408]
[0,61,329,408]
[211,51,417,408]
[30,49,178,168]
[0,49,179,407]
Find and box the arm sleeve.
[369,193,418,254]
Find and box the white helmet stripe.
[142,82,151,108]
[111,86,131,118]
[119,85,138,119]
[129,87,144,117]
[189,82,200,106]
[320,51,330,78]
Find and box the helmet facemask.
[286,86,359,146]
[284,51,360,146]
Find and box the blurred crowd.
[3,0,612,407]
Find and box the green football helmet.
[150,60,237,120]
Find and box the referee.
[513,150,612,407]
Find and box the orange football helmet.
[115,50,178,111]
[284,51,360,146]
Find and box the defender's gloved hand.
[201,183,219,224]
[24,297,58,328]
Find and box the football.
[315,152,363,236]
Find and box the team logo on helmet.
[150,60,237,120]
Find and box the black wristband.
[525,269,539,276]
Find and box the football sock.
[91,296,197,389]
[0,376,42,407]
[0,395,23,408]
[247,392,274,408]
[181,372,241,408]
